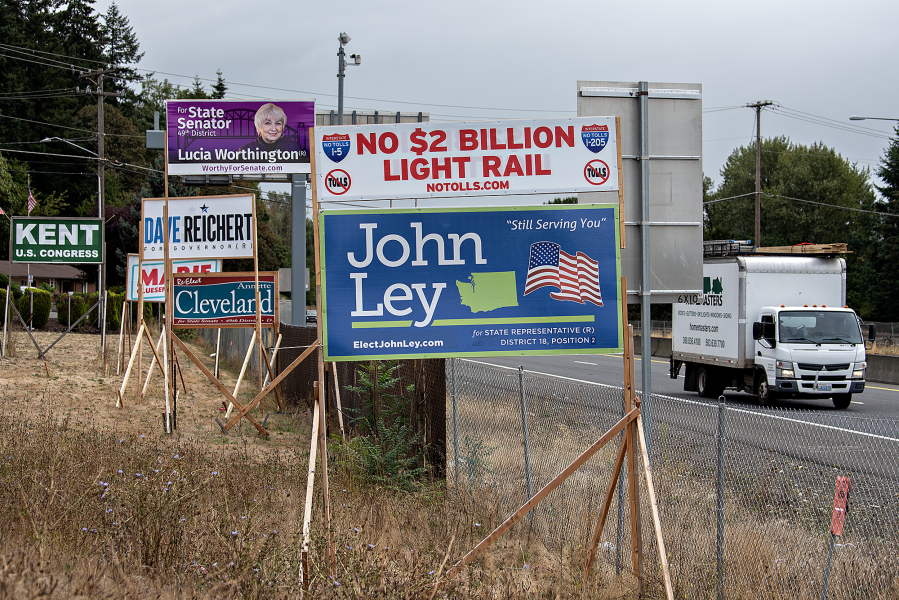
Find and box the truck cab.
[751,306,869,408]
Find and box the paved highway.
[470,351,899,426]
[460,352,899,505]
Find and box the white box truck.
[670,254,875,408]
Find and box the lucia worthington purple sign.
[165,99,314,175]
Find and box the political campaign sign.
[12,217,103,264]
[315,117,619,201]
[142,195,255,260]
[320,204,621,360]
[126,255,222,302]
[165,99,314,176]
[172,272,277,328]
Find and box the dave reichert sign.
[172,272,276,328]
[142,194,255,260]
[126,254,221,302]
[320,205,622,361]
[12,217,103,264]
[315,117,619,201]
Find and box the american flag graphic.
[524,241,602,305]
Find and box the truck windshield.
[778,311,862,344]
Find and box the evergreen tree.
[211,69,227,99]
[872,126,899,320]
[188,75,207,99]
[99,0,144,109]
[706,136,880,318]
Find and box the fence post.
[616,387,625,574]
[450,358,460,486]
[518,366,534,506]
[717,397,726,600]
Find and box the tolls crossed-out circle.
[584,160,610,186]
[325,169,351,195]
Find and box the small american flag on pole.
[27,186,37,214]
[0,206,5,216]
[524,241,602,305]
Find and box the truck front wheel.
[756,374,777,407]
[697,366,723,398]
[832,394,852,409]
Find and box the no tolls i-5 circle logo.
[322,133,351,163]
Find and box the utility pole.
[77,68,122,367]
[746,101,773,246]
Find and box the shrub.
[0,274,23,301]
[55,293,96,329]
[340,360,429,491]
[16,288,52,329]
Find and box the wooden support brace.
[300,382,321,585]
[331,361,346,441]
[141,328,165,396]
[223,342,316,431]
[171,335,269,436]
[583,434,630,582]
[259,342,284,412]
[225,330,256,419]
[637,414,674,600]
[440,408,639,586]
[117,322,145,407]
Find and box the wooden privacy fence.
[259,323,448,473]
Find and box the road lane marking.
[867,385,899,393]
[574,361,597,366]
[461,359,899,443]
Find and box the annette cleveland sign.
[172,272,277,328]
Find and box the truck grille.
[797,363,850,372]
[800,375,846,381]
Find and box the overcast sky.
[101,0,898,204]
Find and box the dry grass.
[0,332,896,598]
[0,408,659,599]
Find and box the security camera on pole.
[337,32,361,126]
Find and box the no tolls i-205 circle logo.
[322,133,351,163]
[581,124,609,154]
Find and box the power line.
[770,106,892,141]
[0,114,143,137]
[704,191,897,218]
[0,43,109,67]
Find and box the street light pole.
[337,33,348,125]
[336,32,361,126]
[849,115,899,122]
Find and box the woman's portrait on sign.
[239,103,303,157]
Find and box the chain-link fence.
[870,321,899,350]
[446,358,899,599]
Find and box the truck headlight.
[777,360,794,379]
[852,362,866,379]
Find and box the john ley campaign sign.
[320,204,621,361]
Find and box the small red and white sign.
[325,169,351,195]
[830,476,851,536]
[127,254,221,302]
[584,160,611,186]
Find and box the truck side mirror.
[868,324,876,342]
[753,322,776,347]
[752,322,763,340]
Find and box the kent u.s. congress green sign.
[12,217,104,264]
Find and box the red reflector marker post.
[821,476,851,599]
